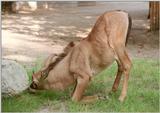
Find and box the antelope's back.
[88,10,130,46]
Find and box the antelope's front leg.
[72,76,90,102]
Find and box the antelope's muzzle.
[30,82,38,89]
[28,82,38,94]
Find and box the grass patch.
[2,59,159,112]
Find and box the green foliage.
[2,59,159,112]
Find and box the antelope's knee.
[123,60,132,73]
[77,75,90,85]
[122,62,132,81]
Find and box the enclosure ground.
[2,2,159,112]
[2,59,159,112]
[2,2,159,68]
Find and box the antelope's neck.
[45,53,75,91]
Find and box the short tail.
[125,14,132,46]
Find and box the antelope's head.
[28,41,76,93]
[29,53,58,93]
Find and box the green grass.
[2,59,159,112]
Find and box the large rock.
[2,59,29,97]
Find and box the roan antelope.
[29,10,132,102]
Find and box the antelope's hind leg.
[115,48,132,102]
[112,60,123,92]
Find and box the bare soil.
[2,2,159,66]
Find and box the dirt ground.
[2,2,159,68]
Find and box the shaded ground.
[2,2,159,68]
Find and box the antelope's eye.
[41,71,46,78]
[40,71,48,80]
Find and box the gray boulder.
[2,59,29,97]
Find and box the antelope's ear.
[68,41,75,47]
[64,41,75,53]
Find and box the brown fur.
[30,11,132,102]
[40,41,76,79]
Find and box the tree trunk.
[2,1,15,13]
[149,1,159,31]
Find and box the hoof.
[108,90,115,95]
[112,88,117,92]
[112,85,118,92]
[98,95,109,100]
[71,96,80,102]
[118,96,125,102]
